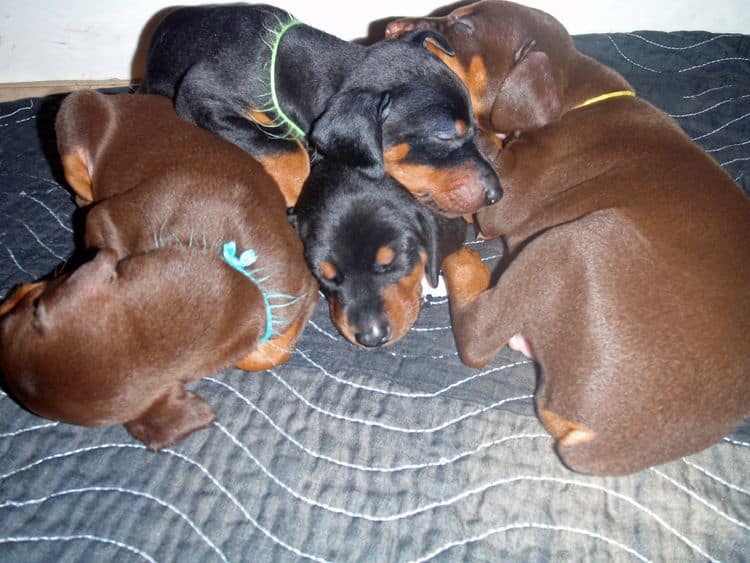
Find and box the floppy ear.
[310,89,391,174]
[34,249,118,328]
[490,40,562,132]
[415,208,440,287]
[400,29,455,56]
[417,210,470,288]
[55,90,115,203]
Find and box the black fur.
[292,160,467,347]
[141,3,500,204]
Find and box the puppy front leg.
[443,248,511,367]
[444,246,538,367]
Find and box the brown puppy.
[388,1,750,475]
[0,91,318,450]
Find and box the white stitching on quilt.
[626,32,741,50]
[0,422,59,439]
[0,101,33,120]
[607,36,661,73]
[669,95,750,118]
[0,535,156,562]
[4,244,34,278]
[691,112,750,141]
[0,487,227,562]
[0,443,331,562]
[195,428,734,563]
[19,220,65,261]
[650,467,750,531]
[411,522,653,563]
[705,139,750,153]
[308,320,341,341]
[164,446,332,563]
[723,437,750,447]
[20,191,73,233]
[678,57,750,73]
[683,85,735,99]
[267,369,532,432]
[720,156,750,167]
[682,459,750,497]
[293,348,531,398]
[208,375,547,473]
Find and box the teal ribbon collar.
[222,241,300,343]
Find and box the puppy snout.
[483,170,503,205]
[355,318,392,348]
[484,183,502,205]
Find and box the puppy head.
[311,37,501,217]
[383,37,502,216]
[386,1,570,133]
[0,247,265,425]
[292,163,442,348]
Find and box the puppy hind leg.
[124,385,216,450]
[175,62,277,155]
[234,304,313,371]
[554,433,644,476]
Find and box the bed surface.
[1,31,749,561]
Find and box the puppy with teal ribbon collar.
[0,91,319,451]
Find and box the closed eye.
[433,131,458,142]
[455,19,474,33]
[432,118,471,144]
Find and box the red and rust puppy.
[292,160,467,347]
[388,1,750,474]
[0,91,318,450]
[141,3,501,215]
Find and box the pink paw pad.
[509,333,535,359]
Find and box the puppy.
[292,160,467,347]
[141,3,501,215]
[388,1,750,474]
[0,91,318,450]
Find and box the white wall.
[1,0,748,82]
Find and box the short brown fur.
[0,91,318,450]
[390,1,750,475]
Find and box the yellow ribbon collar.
[572,89,636,110]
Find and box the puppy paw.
[442,247,490,309]
[124,386,215,450]
[509,333,535,359]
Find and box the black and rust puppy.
[291,160,467,347]
[141,3,500,215]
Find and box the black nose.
[484,180,503,205]
[355,320,391,348]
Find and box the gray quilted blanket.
[0,31,748,562]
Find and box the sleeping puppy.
[141,3,501,215]
[388,1,750,474]
[0,91,318,450]
[292,161,467,347]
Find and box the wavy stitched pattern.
[0,32,748,562]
